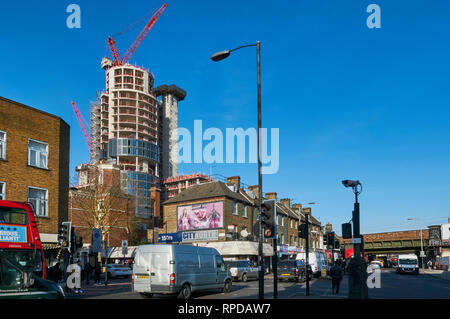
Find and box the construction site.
[71,3,186,233]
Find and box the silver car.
[226,260,259,282]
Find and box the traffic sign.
[352,238,362,244]
[92,228,102,253]
[122,240,128,247]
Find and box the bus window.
[0,207,29,225]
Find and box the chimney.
[280,198,291,209]
[248,185,260,199]
[302,207,312,216]
[266,192,277,200]
[227,176,240,190]
[292,204,302,214]
[150,187,161,217]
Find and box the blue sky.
[1,0,450,234]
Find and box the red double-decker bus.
[0,200,46,279]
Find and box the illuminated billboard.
[177,201,224,231]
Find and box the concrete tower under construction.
[90,57,185,218]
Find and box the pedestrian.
[85,262,93,285]
[66,260,83,294]
[94,262,101,285]
[427,260,432,269]
[329,261,344,295]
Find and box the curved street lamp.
[211,41,263,298]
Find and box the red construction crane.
[108,3,167,67]
[71,101,91,148]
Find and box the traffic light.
[58,222,71,249]
[323,233,328,247]
[70,227,77,253]
[298,223,308,239]
[334,238,340,249]
[327,232,335,249]
[261,199,276,238]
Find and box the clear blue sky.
[1,0,449,234]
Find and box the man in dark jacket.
[330,261,344,295]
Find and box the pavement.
[64,268,450,299]
[419,268,450,281]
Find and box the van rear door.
[149,251,170,287]
[133,249,152,292]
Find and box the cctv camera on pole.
[342,179,368,299]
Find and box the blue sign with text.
[0,225,27,243]
[158,232,182,243]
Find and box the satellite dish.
[241,230,249,238]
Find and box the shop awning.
[198,241,274,257]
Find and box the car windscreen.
[278,261,296,268]
[237,261,249,267]
[399,259,417,265]
[225,261,238,268]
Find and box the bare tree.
[69,165,133,243]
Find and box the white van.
[296,251,329,277]
[396,254,419,275]
[132,244,232,299]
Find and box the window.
[28,139,48,169]
[0,182,4,200]
[0,131,5,160]
[242,204,247,217]
[232,201,237,215]
[27,187,48,217]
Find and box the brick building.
[0,96,70,263]
[70,163,161,248]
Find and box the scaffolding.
[90,92,101,164]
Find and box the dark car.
[277,260,311,283]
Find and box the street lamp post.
[212,41,263,299]
[408,218,424,269]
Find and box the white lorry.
[396,254,419,275]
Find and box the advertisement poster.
[177,201,223,231]
[0,225,27,243]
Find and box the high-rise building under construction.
[89,57,185,218]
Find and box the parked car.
[104,264,132,278]
[0,249,64,299]
[296,251,328,277]
[367,261,381,274]
[277,260,311,283]
[225,260,258,282]
[132,244,232,299]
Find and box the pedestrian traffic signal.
[298,223,308,239]
[58,222,71,249]
[261,199,276,238]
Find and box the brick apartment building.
[162,175,323,266]
[0,96,70,263]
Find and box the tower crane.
[71,101,91,148]
[107,3,167,67]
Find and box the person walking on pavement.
[330,261,344,295]
[85,262,93,285]
[66,260,83,294]
[94,262,101,285]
